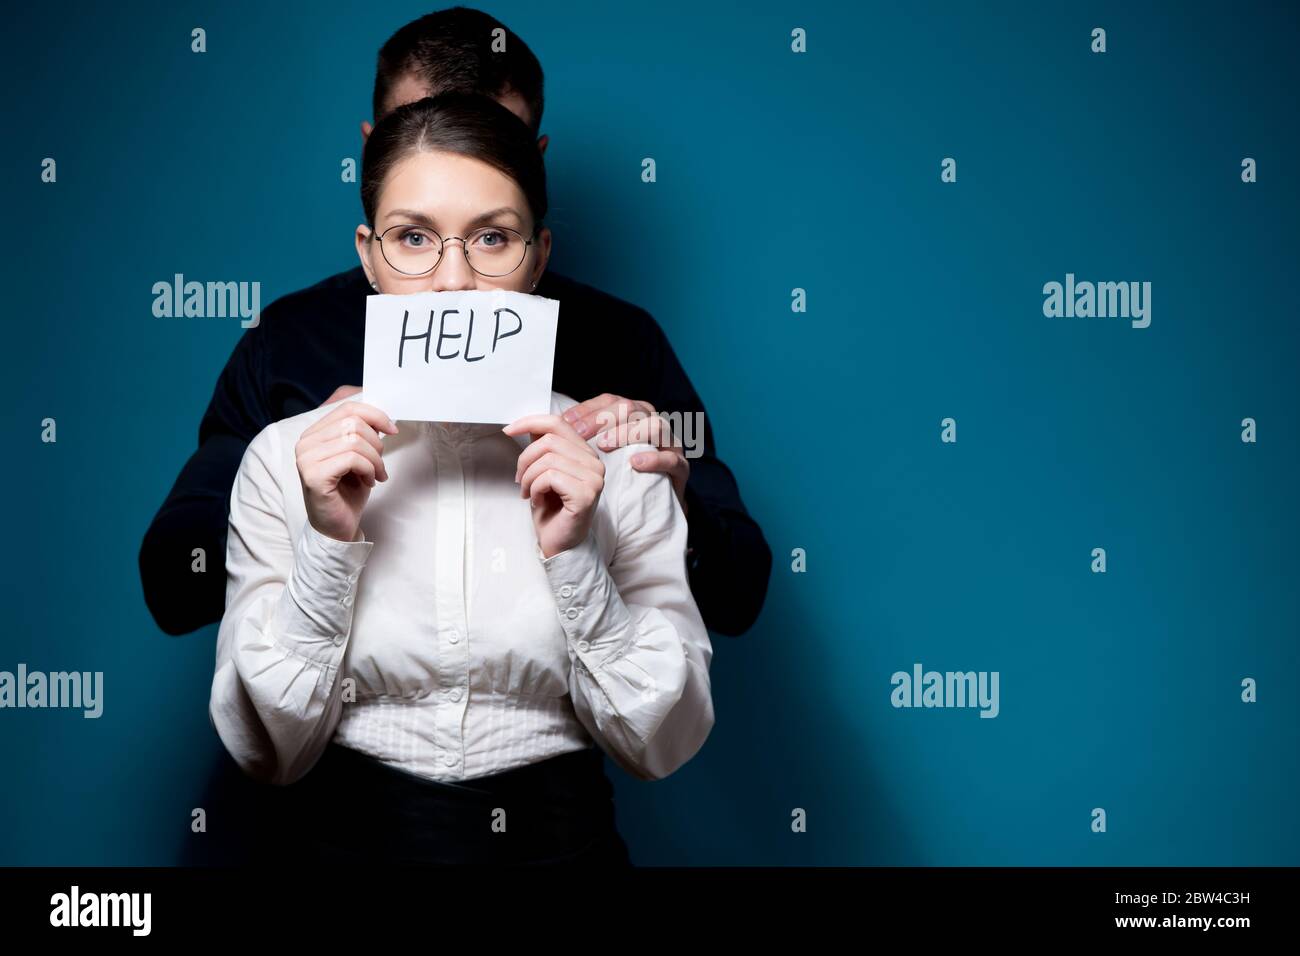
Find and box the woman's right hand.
[295,401,399,542]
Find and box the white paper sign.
[362,289,559,424]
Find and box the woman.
[208,93,714,865]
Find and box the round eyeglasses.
[373,222,535,278]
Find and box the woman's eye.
[476,229,506,248]
[399,230,433,248]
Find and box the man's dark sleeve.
[635,320,773,637]
[139,326,271,635]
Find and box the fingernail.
[633,453,648,467]
[562,409,576,422]
[573,420,589,436]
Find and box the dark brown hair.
[360,92,548,229]
[373,7,544,133]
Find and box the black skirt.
[255,743,632,866]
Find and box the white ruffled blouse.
[209,391,714,786]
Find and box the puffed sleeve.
[209,422,374,786]
[539,454,715,781]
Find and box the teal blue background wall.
[1,1,1296,864]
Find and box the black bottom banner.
[0,866,1289,941]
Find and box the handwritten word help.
[362,289,559,424]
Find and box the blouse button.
[565,607,581,620]
[577,640,590,653]
[449,688,463,702]
[447,629,460,644]
[332,634,344,646]
[341,593,354,608]
[559,585,575,599]
[443,753,457,767]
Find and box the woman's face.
[356,149,550,294]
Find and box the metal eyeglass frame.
[373,222,536,278]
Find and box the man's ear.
[536,133,549,155]
[355,225,378,290]
[361,120,374,142]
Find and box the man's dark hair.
[360,92,548,229]
[373,7,545,133]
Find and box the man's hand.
[320,385,363,408]
[562,394,689,513]
[503,414,606,559]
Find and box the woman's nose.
[428,238,478,292]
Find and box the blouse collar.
[407,420,505,445]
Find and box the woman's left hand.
[503,414,606,559]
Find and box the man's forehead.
[382,74,433,115]
[381,75,535,129]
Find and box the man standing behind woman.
[141,7,772,865]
